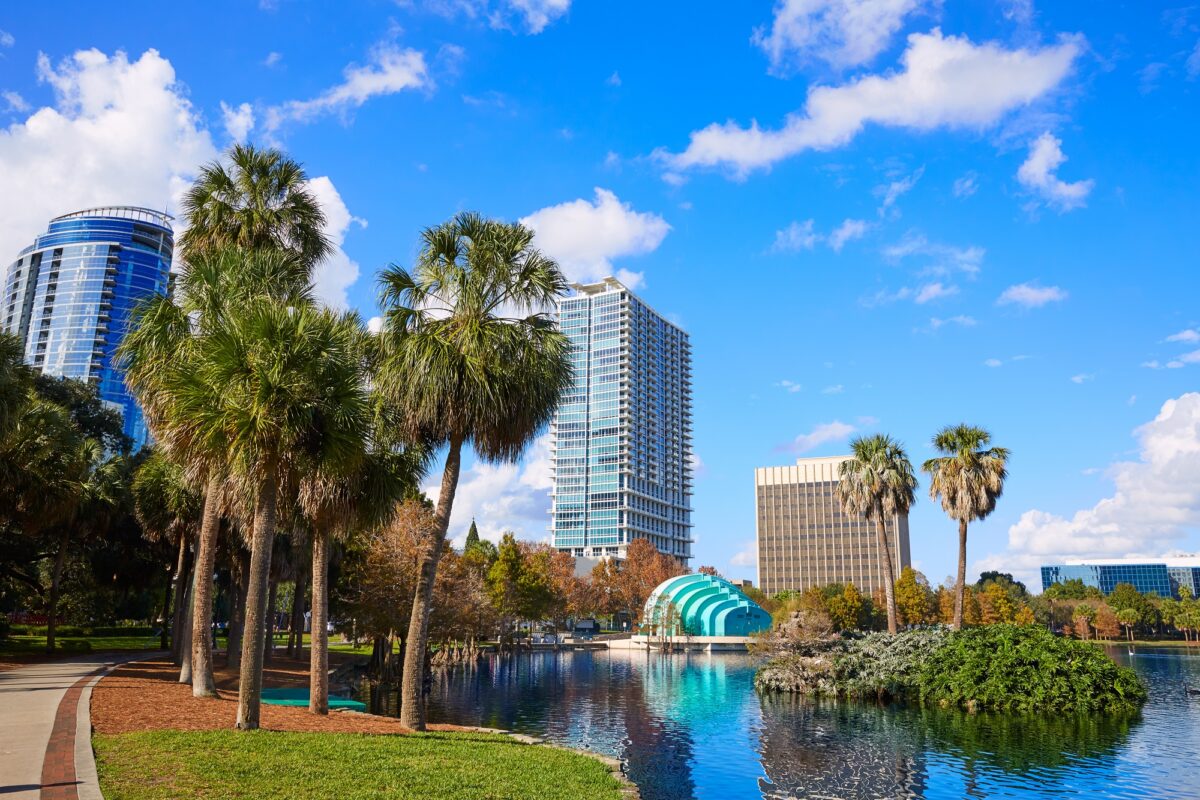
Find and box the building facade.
[2,207,174,447]
[755,456,912,596]
[1041,559,1200,599]
[550,277,693,563]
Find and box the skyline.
[1,2,1198,587]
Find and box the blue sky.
[2,1,1199,588]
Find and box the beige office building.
[755,456,911,596]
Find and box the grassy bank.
[1,634,162,655]
[94,729,624,800]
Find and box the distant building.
[729,578,754,590]
[642,574,772,638]
[2,206,174,447]
[1041,558,1200,599]
[755,456,912,596]
[550,277,693,563]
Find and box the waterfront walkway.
[0,653,159,800]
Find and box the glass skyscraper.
[550,277,693,563]
[1041,560,1200,599]
[1,206,174,448]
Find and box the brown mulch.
[91,652,467,736]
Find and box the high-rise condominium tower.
[755,456,911,596]
[1,207,174,447]
[551,277,693,563]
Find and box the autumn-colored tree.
[616,538,687,623]
[826,583,868,632]
[1014,605,1036,625]
[936,579,981,626]
[1073,602,1097,640]
[978,582,1017,624]
[698,565,721,577]
[1093,603,1121,641]
[894,567,934,627]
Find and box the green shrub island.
[755,625,1146,713]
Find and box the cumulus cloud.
[976,393,1200,585]
[997,281,1067,308]
[426,432,555,546]
[220,101,254,142]
[1016,132,1094,211]
[666,29,1082,176]
[730,539,758,568]
[264,44,428,132]
[507,0,572,33]
[0,49,216,281]
[305,176,367,309]
[366,315,384,334]
[519,188,669,289]
[1166,328,1200,343]
[782,420,858,453]
[883,232,983,276]
[753,0,933,73]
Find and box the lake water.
[405,645,1199,799]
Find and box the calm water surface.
[394,646,1198,799]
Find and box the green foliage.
[837,628,951,699]
[917,625,1147,712]
[1044,578,1103,600]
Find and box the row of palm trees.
[835,427,1009,634]
[120,144,571,730]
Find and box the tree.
[835,434,917,634]
[1116,607,1139,642]
[1043,578,1102,601]
[698,565,721,577]
[1072,603,1096,640]
[376,212,572,731]
[894,567,933,628]
[826,582,868,632]
[922,424,1009,631]
[465,520,480,550]
[619,538,687,623]
[486,534,555,648]
[0,333,32,440]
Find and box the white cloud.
[730,539,758,568]
[977,393,1200,585]
[984,357,1003,367]
[689,451,707,478]
[928,315,976,329]
[667,29,1082,176]
[828,218,869,251]
[1166,329,1200,343]
[220,101,254,142]
[606,71,621,87]
[997,281,1067,308]
[952,171,978,197]
[0,30,13,48]
[305,176,368,309]
[821,384,844,394]
[426,432,554,546]
[752,0,932,73]
[264,44,428,131]
[784,420,857,453]
[772,219,818,252]
[2,91,29,112]
[777,379,804,393]
[1016,132,1093,211]
[506,0,571,33]
[914,281,956,304]
[0,49,216,282]
[883,232,984,276]
[519,188,669,289]
[366,315,384,334]
[1188,39,1200,79]
[875,166,923,215]
[1070,373,1094,384]
[264,51,283,68]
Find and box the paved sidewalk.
[0,653,162,800]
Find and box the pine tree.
[465,519,480,550]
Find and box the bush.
[917,625,1147,713]
[836,627,950,700]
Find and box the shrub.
[917,625,1147,713]
[836,627,949,700]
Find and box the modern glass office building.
[1,207,174,448]
[550,277,693,563]
[755,456,912,596]
[1041,559,1200,599]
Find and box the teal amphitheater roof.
[642,574,773,638]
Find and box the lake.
[395,645,1198,799]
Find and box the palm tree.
[1116,607,1139,642]
[835,434,917,634]
[180,143,331,266]
[300,446,424,713]
[376,212,572,730]
[166,298,369,729]
[0,333,32,439]
[922,425,1010,630]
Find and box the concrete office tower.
[755,456,912,596]
[1,207,174,448]
[551,277,693,563]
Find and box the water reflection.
[372,646,1198,800]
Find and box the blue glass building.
[1,207,174,448]
[551,277,693,563]
[1041,561,1200,599]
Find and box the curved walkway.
[0,653,162,800]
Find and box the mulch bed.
[91,651,466,736]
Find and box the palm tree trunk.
[236,473,278,730]
[288,558,308,659]
[168,532,189,658]
[309,528,330,715]
[399,435,464,731]
[178,578,194,684]
[875,518,898,634]
[264,577,278,664]
[953,518,968,631]
[189,482,222,696]
[45,528,71,654]
[228,547,250,670]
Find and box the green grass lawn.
[0,634,162,655]
[94,729,624,800]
